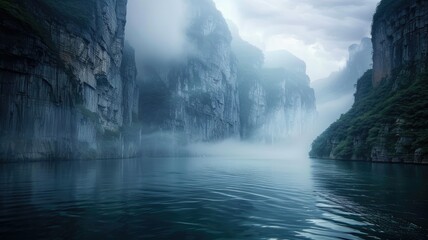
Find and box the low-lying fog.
[125,0,376,157]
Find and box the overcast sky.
[214,0,380,80]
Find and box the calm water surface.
[1,156,428,239]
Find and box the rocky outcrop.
[231,25,316,142]
[0,0,140,160]
[310,0,428,164]
[313,38,372,103]
[372,0,428,86]
[138,0,240,142]
[260,61,316,142]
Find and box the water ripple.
[0,157,428,239]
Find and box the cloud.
[214,0,380,80]
[126,0,192,61]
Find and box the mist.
[109,0,373,164]
[126,0,192,61]
[187,139,311,159]
[314,93,354,134]
[123,0,373,159]
[3,0,428,238]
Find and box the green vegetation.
[310,65,428,160]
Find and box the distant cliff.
[312,38,372,131]
[231,26,316,142]
[310,0,428,163]
[0,0,140,160]
[138,0,240,143]
[314,38,372,104]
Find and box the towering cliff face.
[372,0,428,86]
[231,26,316,142]
[0,0,139,160]
[261,52,316,141]
[138,0,240,142]
[229,23,266,139]
[310,0,428,163]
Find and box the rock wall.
[0,0,140,161]
[310,0,428,164]
[372,0,428,86]
[138,0,240,142]
[260,65,316,142]
[228,23,266,139]
[231,26,316,142]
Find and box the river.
[1,155,428,239]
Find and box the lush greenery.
[310,66,428,160]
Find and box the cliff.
[310,0,428,163]
[229,23,266,139]
[138,0,240,142]
[260,63,316,141]
[314,38,372,104]
[231,26,316,142]
[372,0,428,86]
[0,0,140,160]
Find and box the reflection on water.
[1,157,428,239]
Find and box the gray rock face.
[231,27,316,142]
[260,65,316,142]
[310,0,428,164]
[372,0,428,86]
[0,0,139,160]
[139,0,240,142]
[228,23,266,139]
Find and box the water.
[1,156,428,239]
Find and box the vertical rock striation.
[261,53,317,141]
[0,0,139,160]
[310,0,428,163]
[139,0,240,142]
[372,0,428,86]
[229,23,266,139]
[231,26,316,142]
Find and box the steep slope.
[310,0,428,163]
[260,63,316,141]
[231,26,316,141]
[138,0,240,142]
[229,23,266,139]
[0,0,140,160]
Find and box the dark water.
[1,156,428,239]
